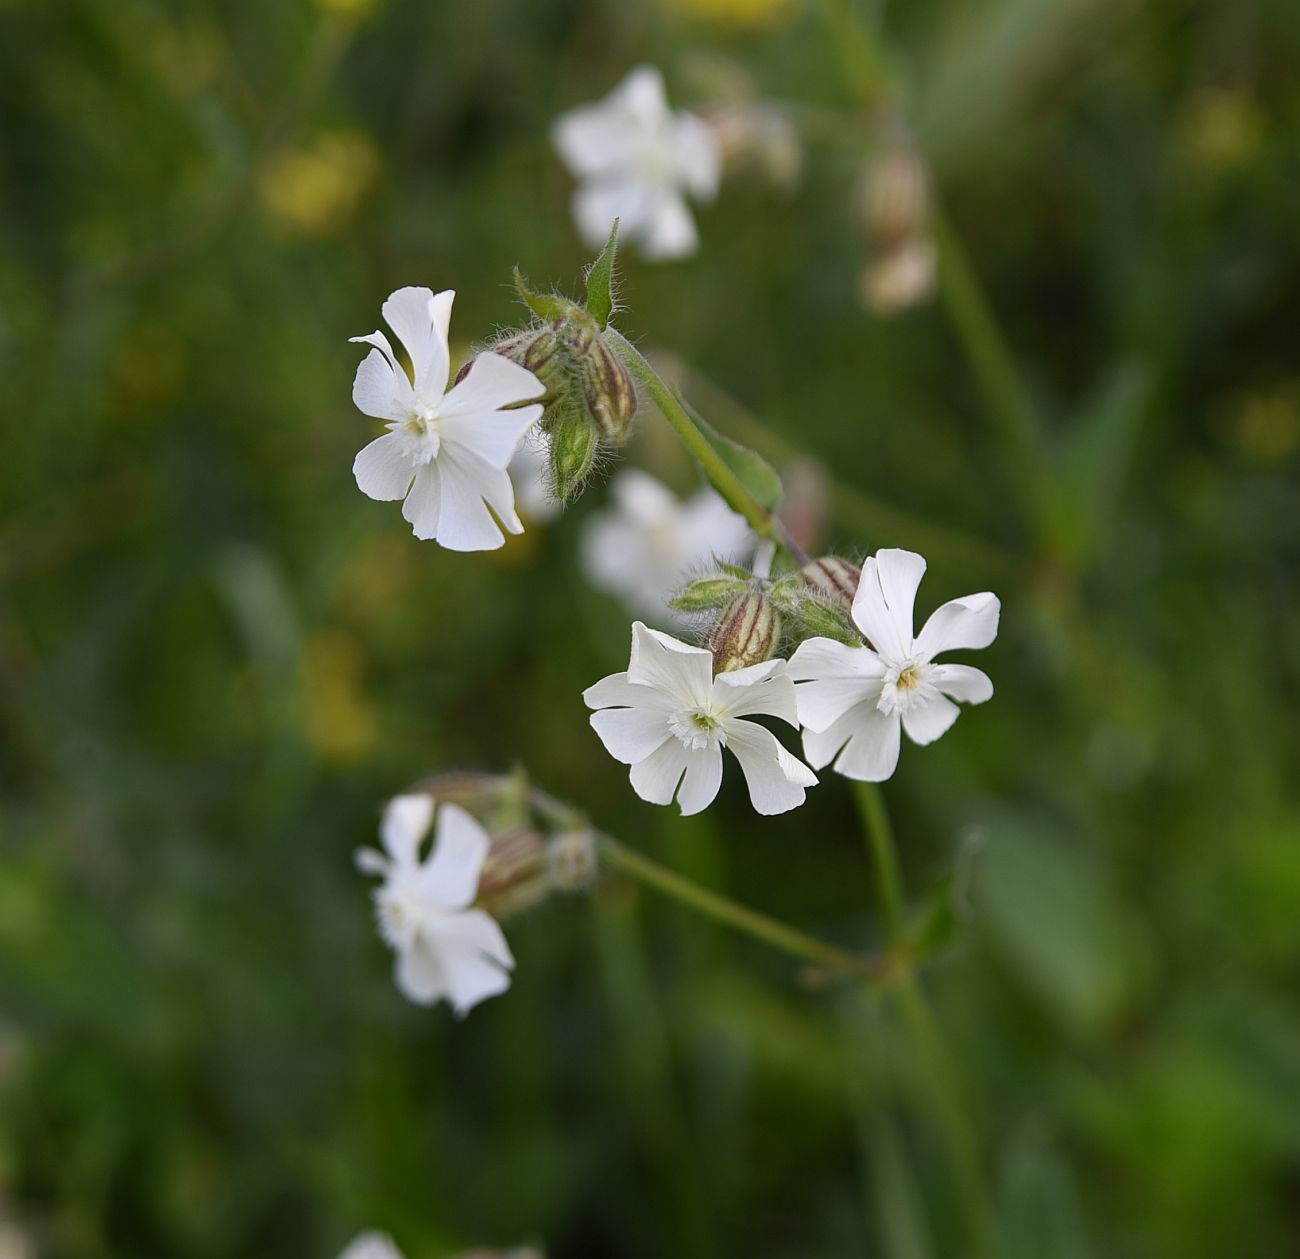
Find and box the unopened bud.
[860,143,931,250]
[548,407,600,502]
[474,829,550,919]
[801,555,862,607]
[545,830,597,892]
[671,573,750,614]
[580,336,637,444]
[785,593,862,647]
[709,588,781,673]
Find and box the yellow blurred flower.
[259,129,381,238]
[300,628,378,764]
[315,0,382,19]
[1181,88,1265,173]
[661,0,798,31]
[1220,384,1300,463]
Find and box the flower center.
[877,659,933,716]
[669,705,725,751]
[397,402,441,462]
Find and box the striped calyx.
[708,587,781,674]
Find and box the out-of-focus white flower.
[552,66,721,261]
[789,549,999,782]
[581,470,753,622]
[584,622,817,815]
[356,795,514,1014]
[350,288,544,549]
[508,428,562,523]
[339,1233,404,1259]
[860,238,937,316]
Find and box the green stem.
[853,780,992,1257]
[852,781,906,947]
[597,833,891,987]
[608,330,809,565]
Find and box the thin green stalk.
[853,780,993,1257]
[608,330,809,565]
[597,833,892,987]
[853,781,906,947]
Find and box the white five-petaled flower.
[552,66,721,261]
[350,287,545,550]
[584,622,817,816]
[355,795,514,1015]
[339,1232,405,1259]
[581,469,753,622]
[789,548,999,782]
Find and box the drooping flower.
[350,288,544,549]
[788,549,999,782]
[581,469,753,621]
[552,66,721,261]
[339,1233,405,1259]
[584,622,817,815]
[355,795,514,1014]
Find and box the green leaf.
[512,267,579,324]
[685,400,784,512]
[584,218,619,327]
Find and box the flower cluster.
[586,548,998,814]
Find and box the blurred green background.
[3,0,1300,1255]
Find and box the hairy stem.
[608,330,810,566]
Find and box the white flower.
[508,427,562,524]
[552,66,721,261]
[339,1233,404,1259]
[355,795,514,1015]
[350,287,544,550]
[581,469,753,622]
[584,622,817,816]
[789,548,999,782]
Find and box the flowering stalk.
[596,833,894,987]
[607,329,811,566]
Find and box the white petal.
[353,432,415,502]
[349,329,403,378]
[351,348,409,421]
[401,463,442,541]
[713,659,800,726]
[573,177,656,249]
[339,1231,406,1259]
[353,847,390,877]
[901,694,961,746]
[829,706,902,782]
[725,721,817,815]
[683,489,753,561]
[442,354,544,438]
[423,803,489,910]
[583,671,675,712]
[788,637,886,732]
[853,549,927,660]
[627,621,714,705]
[676,744,724,815]
[425,451,507,551]
[440,907,515,970]
[590,707,672,765]
[382,286,451,399]
[439,939,513,1016]
[627,738,690,807]
[380,794,433,865]
[613,469,679,526]
[640,190,699,262]
[394,936,448,1005]
[553,66,669,177]
[672,111,722,199]
[931,663,994,704]
[915,592,1001,659]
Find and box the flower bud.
[709,588,781,673]
[784,593,861,647]
[801,555,862,607]
[545,830,598,892]
[859,142,931,251]
[547,405,601,502]
[579,336,637,444]
[670,572,750,614]
[473,828,551,919]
